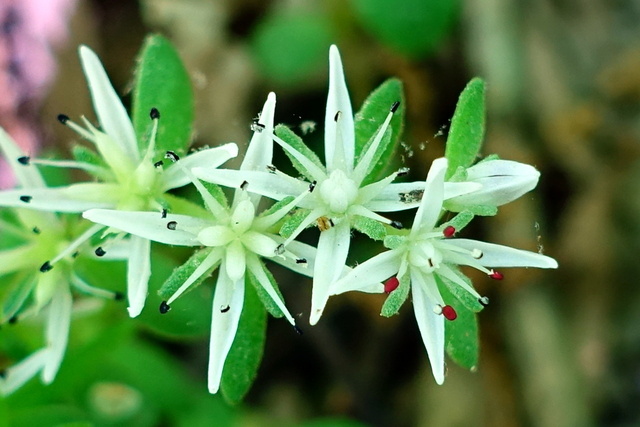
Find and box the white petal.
[410,270,445,385]
[246,254,295,325]
[329,249,401,295]
[450,160,540,207]
[325,45,355,172]
[444,181,484,200]
[242,93,276,172]
[42,285,72,384]
[193,168,306,202]
[79,46,139,162]
[445,239,558,269]
[411,158,447,236]
[126,236,151,317]
[207,270,245,394]
[0,127,45,188]
[83,209,204,246]
[268,238,318,278]
[0,185,117,212]
[309,220,351,325]
[161,143,239,191]
[0,348,48,395]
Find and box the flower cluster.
[0,41,557,396]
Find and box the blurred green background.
[3,0,640,426]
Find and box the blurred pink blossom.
[0,0,77,189]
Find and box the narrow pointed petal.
[329,250,401,295]
[246,254,296,325]
[0,349,48,395]
[193,168,305,202]
[83,209,204,246]
[325,45,355,171]
[161,143,239,191]
[363,180,480,212]
[449,160,540,207]
[411,158,447,237]
[207,270,245,394]
[126,236,151,317]
[445,239,558,268]
[0,184,118,212]
[42,286,72,384]
[444,181,484,200]
[268,238,318,278]
[0,127,45,188]
[411,270,445,385]
[309,220,351,325]
[242,92,276,172]
[0,244,38,275]
[79,45,139,161]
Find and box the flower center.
[407,239,443,273]
[318,169,359,214]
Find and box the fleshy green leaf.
[275,125,324,181]
[353,215,386,241]
[445,78,486,179]
[132,34,193,157]
[383,234,405,250]
[437,268,484,313]
[250,12,333,84]
[246,261,284,318]
[158,248,216,300]
[381,273,410,317]
[221,284,267,404]
[280,208,311,239]
[352,0,460,59]
[354,78,405,184]
[437,277,479,370]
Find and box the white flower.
[83,93,321,394]
[330,157,558,384]
[193,45,480,325]
[0,128,124,395]
[0,45,238,317]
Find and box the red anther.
[443,226,456,238]
[489,270,504,280]
[384,276,400,293]
[442,305,457,321]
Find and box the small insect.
[317,216,334,231]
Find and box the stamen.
[433,305,443,315]
[397,167,410,176]
[150,107,160,120]
[294,325,304,335]
[161,209,167,218]
[95,247,106,257]
[159,301,171,314]
[334,111,341,122]
[479,296,489,306]
[171,158,228,219]
[489,270,504,280]
[442,305,457,321]
[154,160,164,168]
[17,156,30,165]
[8,315,18,325]
[295,258,307,264]
[39,261,53,273]
[471,249,483,259]
[220,305,230,313]
[165,151,180,162]
[384,276,400,293]
[167,221,177,230]
[428,258,434,267]
[390,221,403,230]
[32,227,40,234]
[57,114,69,124]
[114,292,125,301]
[19,195,31,203]
[390,101,400,113]
[274,244,285,256]
[49,223,104,266]
[250,120,265,133]
[309,181,317,192]
[71,274,122,300]
[443,226,456,238]
[266,164,277,173]
[0,370,6,378]
[240,180,249,190]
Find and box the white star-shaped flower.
[193,45,481,325]
[0,45,238,317]
[330,157,558,384]
[84,93,322,394]
[0,128,125,395]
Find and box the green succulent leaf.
[381,273,410,317]
[132,34,193,157]
[246,260,285,318]
[440,210,475,233]
[353,215,387,241]
[437,268,484,313]
[221,284,267,404]
[445,78,486,179]
[158,248,216,300]
[355,78,405,184]
[280,208,312,239]
[437,276,479,370]
[275,125,324,182]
